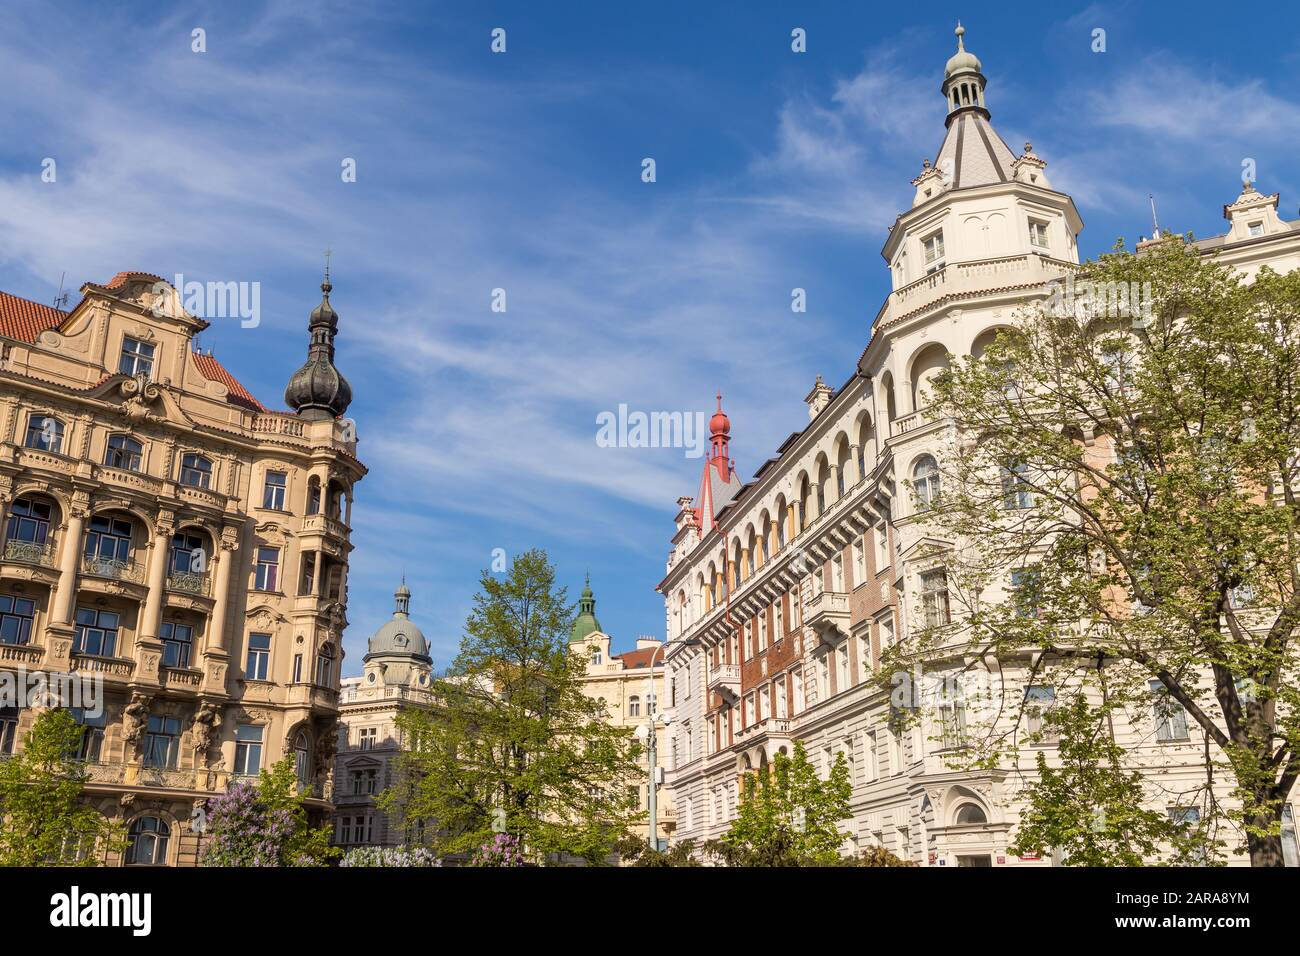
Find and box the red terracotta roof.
[615,647,661,670]
[0,290,66,343]
[101,271,167,290]
[191,351,266,412]
[0,282,267,413]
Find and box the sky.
[1,0,1297,673]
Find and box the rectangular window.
[292,653,303,683]
[759,684,770,722]
[1029,219,1049,247]
[758,610,768,651]
[775,677,788,719]
[359,727,378,751]
[1248,221,1264,237]
[234,724,263,775]
[141,715,182,769]
[119,337,156,378]
[836,643,850,693]
[0,706,18,755]
[1151,680,1189,741]
[791,667,804,715]
[1024,685,1057,743]
[353,769,378,795]
[938,698,966,750]
[853,538,866,586]
[858,629,872,679]
[24,415,64,453]
[262,471,287,510]
[316,647,335,686]
[245,633,271,681]
[880,614,896,649]
[71,707,105,763]
[160,620,193,669]
[920,570,951,628]
[922,231,945,265]
[0,595,36,645]
[254,547,280,592]
[74,607,120,657]
[865,730,878,782]
[877,526,889,570]
[832,553,845,592]
[1002,462,1033,510]
[1011,567,1041,619]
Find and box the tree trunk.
[1246,813,1286,867]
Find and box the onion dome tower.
[569,574,603,642]
[285,264,353,421]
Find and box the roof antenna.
[1148,194,1161,238]
[52,271,70,310]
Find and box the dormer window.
[922,231,945,273]
[1029,220,1049,248]
[119,337,155,378]
[1248,221,1264,237]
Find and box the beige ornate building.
[569,577,674,849]
[658,25,1300,866]
[333,580,434,850]
[0,268,363,865]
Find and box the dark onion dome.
[284,276,353,420]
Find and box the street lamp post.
[639,636,700,854]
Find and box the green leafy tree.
[1010,695,1215,865]
[907,238,1300,865]
[202,756,337,867]
[613,833,702,867]
[0,708,124,865]
[713,741,851,866]
[382,549,643,864]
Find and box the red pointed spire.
[710,391,731,466]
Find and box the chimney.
[804,375,834,420]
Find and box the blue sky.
[1,0,1297,672]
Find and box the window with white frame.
[920,570,951,628]
[922,230,945,270]
[1029,219,1049,248]
[1001,460,1033,510]
[853,538,866,586]
[119,337,156,378]
[1024,685,1057,743]
[877,525,889,569]
[1151,680,1189,741]
[836,644,850,693]
[775,676,787,719]
[912,456,941,510]
[234,724,263,775]
[791,668,804,715]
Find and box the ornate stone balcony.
[883,253,1079,328]
[735,716,792,745]
[805,590,851,646]
[252,414,306,438]
[81,554,145,583]
[3,538,56,569]
[0,642,45,665]
[70,653,135,679]
[706,662,741,703]
[162,666,204,690]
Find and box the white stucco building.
[657,24,1300,866]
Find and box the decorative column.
[202,529,239,693]
[850,443,862,485]
[139,512,175,645]
[50,502,88,627]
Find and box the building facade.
[569,577,674,849]
[333,580,434,851]
[658,25,1300,866]
[0,268,363,865]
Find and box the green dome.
[569,574,602,642]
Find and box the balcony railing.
[805,590,851,645]
[706,663,741,701]
[70,653,135,678]
[252,414,305,438]
[736,717,792,742]
[166,570,210,595]
[0,643,44,664]
[3,538,56,568]
[81,555,145,583]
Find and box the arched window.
[105,435,143,472]
[6,497,52,546]
[179,453,212,489]
[1001,461,1033,510]
[294,731,311,787]
[954,803,988,826]
[306,476,322,515]
[126,816,170,865]
[628,696,641,717]
[169,531,207,577]
[913,456,941,510]
[24,415,64,453]
[315,643,335,686]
